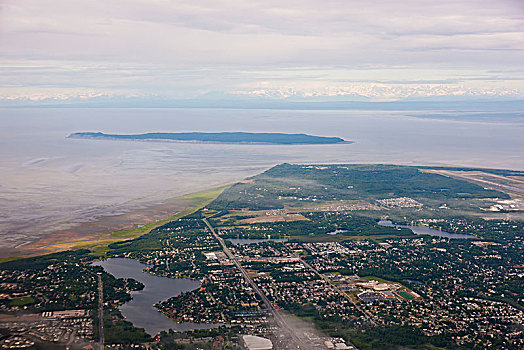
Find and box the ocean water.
[1,108,523,252]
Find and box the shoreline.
[4,163,523,261]
[68,135,354,146]
[1,185,231,261]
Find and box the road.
[97,273,104,350]
[203,219,315,350]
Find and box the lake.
[377,220,476,239]
[92,258,218,335]
[1,108,522,253]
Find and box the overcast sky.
[1,0,524,102]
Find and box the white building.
[242,335,273,350]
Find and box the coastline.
[1,185,231,261]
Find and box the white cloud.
[231,84,524,102]
[0,0,523,102]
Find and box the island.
[67,131,349,145]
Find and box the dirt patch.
[1,198,194,259]
[239,214,308,224]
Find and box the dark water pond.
[92,258,218,335]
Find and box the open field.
[238,213,308,224]
[395,291,417,300]
[9,296,36,306]
[425,169,524,198]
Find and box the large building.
[242,335,273,350]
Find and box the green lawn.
[9,296,36,306]
[396,291,416,300]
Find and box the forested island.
[68,132,349,145]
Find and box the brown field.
[239,214,308,224]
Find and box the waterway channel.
[92,258,218,335]
[378,220,476,239]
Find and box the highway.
[203,219,315,350]
[97,273,104,350]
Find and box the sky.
[1,0,524,104]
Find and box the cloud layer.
[1,0,523,102]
